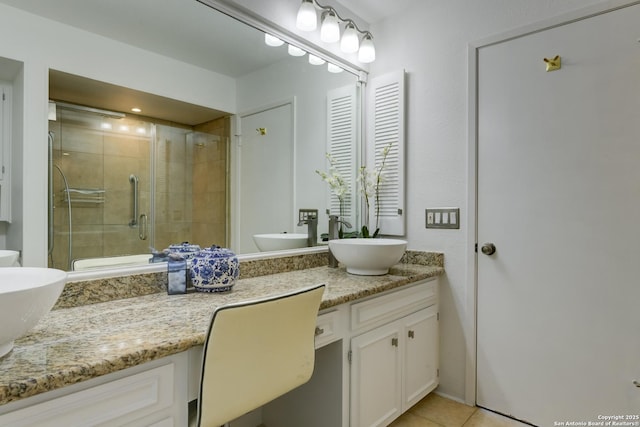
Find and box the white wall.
[366,0,606,402]
[0,3,236,265]
[0,0,613,404]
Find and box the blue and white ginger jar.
[190,246,239,293]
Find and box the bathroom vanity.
[0,252,443,427]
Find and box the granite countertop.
[0,258,443,407]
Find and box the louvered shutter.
[326,85,357,229]
[368,70,405,236]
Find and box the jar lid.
[197,245,236,258]
[167,242,201,254]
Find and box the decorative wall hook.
[256,127,267,135]
[544,55,561,72]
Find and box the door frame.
[465,0,640,406]
[230,98,297,253]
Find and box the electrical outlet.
[298,209,318,223]
[426,208,460,229]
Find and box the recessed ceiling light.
[131,107,142,113]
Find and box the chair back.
[197,284,325,427]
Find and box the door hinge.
[437,312,440,321]
[2,92,5,101]
[348,350,352,363]
[437,368,440,378]
[474,243,478,253]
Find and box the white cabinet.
[402,306,439,409]
[350,317,403,427]
[0,83,10,222]
[0,354,188,427]
[350,279,439,427]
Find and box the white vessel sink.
[253,233,309,252]
[328,238,408,275]
[0,267,67,358]
[0,250,19,267]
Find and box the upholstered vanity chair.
[195,284,326,427]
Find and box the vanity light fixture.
[308,54,326,65]
[340,21,359,53]
[131,107,142,113]
[264,33,284,47]
[287,44,306,57]
[296,0,317,31]
[320,9,340,43]
[358,33,376,63]
[100,122,112,130]
[295,0,376,63]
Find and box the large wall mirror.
[1,0,363,271]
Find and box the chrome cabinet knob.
[481,243,496,255]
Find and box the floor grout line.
[460,407,478,426]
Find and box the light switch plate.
[426,208,460,229]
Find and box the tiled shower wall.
[48,110,228,270]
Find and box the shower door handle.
[139,214,148,240]
[129,174,139,227]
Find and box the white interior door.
[477,4,640,425]
[236,103,293,253]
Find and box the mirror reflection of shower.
[47,101,228,271]
[48,131,73,270]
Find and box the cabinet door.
[350,322,402,427]
[402,305,439,410]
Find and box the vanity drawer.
[350,278,438,333]
[315,309,341,349]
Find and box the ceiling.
[0,0,289,77]
[49,70,228,126]
[0,0,400,125]
[0,0,293,125]
[335,0,413,24]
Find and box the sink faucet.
[297,209,318,247]
[328,215,352,268]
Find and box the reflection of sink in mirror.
[253,234,309,252]
[328,238,408,276]
[0,267,67,358]
[0,250,19,267]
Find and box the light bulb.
[288,44,306,57]
[308,54,326,65]
[320,10,340,43]
[340,22,359,53]
[327,63,343,73]
[296,0,317,31]
[264,33,284,47]
[358,34,376,63]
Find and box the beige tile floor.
[390,393,530,427]
[191,392,531,427]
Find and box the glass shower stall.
[47,103,228,271]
